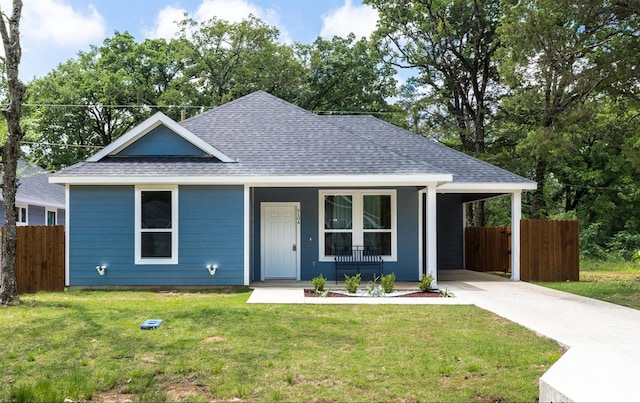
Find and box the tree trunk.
[0,0,25,306]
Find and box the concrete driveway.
[440,270,640,402]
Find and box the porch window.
[320,190,396,261]
[135,186,178,264]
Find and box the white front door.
[261,203,299,279]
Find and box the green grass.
[537,259,640,310]
[0,290,563,402]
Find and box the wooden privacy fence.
[465,220,579,282]
[464,226,511,273]
[1,225,65,293]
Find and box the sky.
[0,0,381,80]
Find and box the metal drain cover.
[140,319,164,330]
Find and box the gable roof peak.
[88,111,235,163]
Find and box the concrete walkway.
[248,270,640,402]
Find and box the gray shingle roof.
[322,115,532,184]
[2,160,65,206]
[52,91,533,186]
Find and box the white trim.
[318,189,397,262]
[426,185,438,287]
[437,182,537,192]
[50,173,454,186]
[244,185,250,286]
[260,202,301,281]
[15,202,28,226]
[88,112,235,163]
[511,191,522,281]
[418,189,425,279]
[134,185,179,265]
[14,196,65,209]
[65,185,70,286]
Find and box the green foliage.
[380,273,395,293]
[441,288,455,298]
[366,275,385,297]
[311,274,326,292]
[581,223,640,262]
[367,0,502,155]
[344,273,361,293]
[293,34,397,115]
[419,274,434,292]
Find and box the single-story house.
[50,91,535,288]
[1,159,65,227]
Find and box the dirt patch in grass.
[201,336,227,343]
[92,381,209,403]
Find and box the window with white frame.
[15,205,27,225]
[135,186,178,264]
[320,190,396,261]
[47,210,57,225]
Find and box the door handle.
[292,244,297,252]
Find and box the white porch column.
[511,191,522,281]
[426,184,438,286]
[244,184,251,286]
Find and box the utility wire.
[22,103,399,116]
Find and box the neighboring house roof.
[50,91,535,191]
[1,159,65,208]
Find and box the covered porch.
[245,182,528,287]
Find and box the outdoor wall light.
[206,264,218,276]
[96,265,107,276]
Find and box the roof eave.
[49,173,454,187]
[437,182,537,193]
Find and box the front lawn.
[537,259,640,310]
[0,290,562,402]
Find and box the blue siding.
[57,208,66,226]
[117,126,206,156]
[253,187,420,282]
[68,185,244,286]
[28,205,45,225]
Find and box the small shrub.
[344,273,361,293]
[380,273,395,293]
[441,288,454,298]
[311,274,326,292]
[419,274,434,292]
[366,275,385,297]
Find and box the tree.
[177,15,304,107]
[498,0,636,217]
[367,0,503,225]
[0,0,25,305]
[293,34,397,114]
[27,32,191,170]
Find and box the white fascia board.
[49,173,454,187]
[14,196,65,209]
[87,112,235,163]
[437,182,537,193]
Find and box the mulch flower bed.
[304,289,442,298]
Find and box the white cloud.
[18,0,106,47]
[320,0,378,39]
[145,0,291,43]
[143,5,188,40]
